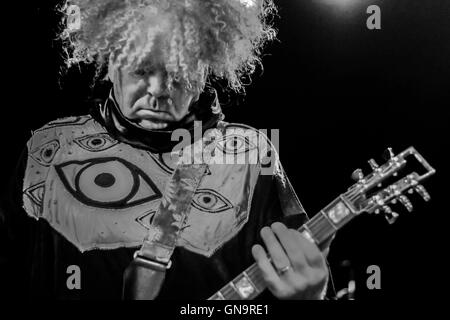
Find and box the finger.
[271,222,308,272]
[251,244,285,291]
[322,234,335,252]
[323,247,330,258]
[291,229,326,268]
[260,226,291,271]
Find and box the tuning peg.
[382,205,399,224]
[415,184,431,202]
[368,159,381,172]
[351,169,365,182]
[383,147,395,161]
[398,195,413,212]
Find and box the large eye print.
[217,134,257,155]
[55,158,162,209]
[74,133,119,152]
[191,189,233,213]
[30,140,60,166]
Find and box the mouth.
[135,109,173,121]
[130,95,179,130]
[138,118,170,130]
[134,108,176,130]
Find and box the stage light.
[319,0,357,6]
[314,0,373,18]
[239,0,256,8]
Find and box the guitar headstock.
[344,147,436,224]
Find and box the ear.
[107,55,116,82]
[193,90,201,102]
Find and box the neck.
[90,88,224,153]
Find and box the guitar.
[208,147,435,300]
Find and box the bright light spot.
[239,0,256,8]
[317,0,374,9]
[314,0,372,17]
[319,0,358,6]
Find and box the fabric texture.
[0,93,309,300]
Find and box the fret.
[323,197,354,227]
[304,212,337,246]
[208,264,266,300]
[299,225,318,244]
[207,147,435,300]
[221,283,242,300]
[209,291,225,300]
[230,278,253,299]
[245,265,266,293]
[231,270,259,299]
[243,271,259,294]
[208,194,358,300]
[320,210,338,231]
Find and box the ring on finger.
[277,265,291,275]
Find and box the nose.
[146,70,169,98]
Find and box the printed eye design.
[191,189,233,213]
[75,133,118,152]
[135,210,156,230]
[55,158,162,209]
[23,182,45,215]
[30,140,60,166]
[216,134,257,155]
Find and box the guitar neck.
[208,196,356,300]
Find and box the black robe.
[0,92,314,300]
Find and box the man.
[0,0,331,299]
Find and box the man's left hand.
[252,222,330,300]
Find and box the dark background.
[2,0,449,299]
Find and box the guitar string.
[218,265,267,298]
[214,186,387,299]
[214,206,346,298]
[218,179,403,298]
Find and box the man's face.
[111,14,200,130]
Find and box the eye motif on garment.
[55,157,162,209]
[135,209,157,230]
[30,140,60,166]
[217,134,257,155]
[147,152,174,175]
[74,133,119,152]
[23,181,45,216]
[191,189,233,213]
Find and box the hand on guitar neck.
[251,222,331,300]
[209,147,435,300]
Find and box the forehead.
[131,14,173,67]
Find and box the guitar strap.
[122,163,209,300]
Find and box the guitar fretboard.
[208,196,355,300]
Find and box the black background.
[2,0,449,300]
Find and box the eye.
[191,189,233,213]
[132,63,156,77]
[30,140,60,166]
[74,133,118,152]
[55,158,162,209]
[217,134,257,155]
[132,69,147,77]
